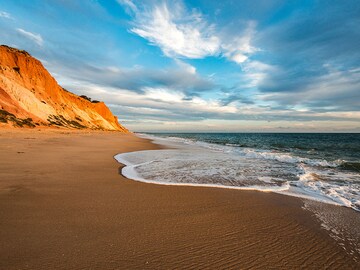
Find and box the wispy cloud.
[117,0,137,14]
[241,60,278,88]
[0,11,12,19]
[262,65,360,111]
[16,28,43,46]
[60,75,359,124]
[61,79,238,120]
[51,59,215,98]
[222,21,259,64]
[127,2,220,58]
[120,1,260,65]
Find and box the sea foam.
[115,134,360,211]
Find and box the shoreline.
[132,134,359,211]
[117,134,360,264]
[0,129,359,269]
[116,150,344,207]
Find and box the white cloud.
[0,11,12,19]
[241,60,278,88]
[143,87,185,103]
[60,76,238,117]
[230,53,248,64]
[57,75,360,131]
[128,2,220,58]
[119,1,260,65]
[243,61,275,72]
[16,28,43,46]
[174,59,196,74]
[140,86,237,114]
[222,21,259,64]
[117,0,137,13]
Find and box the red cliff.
[0,45,128,132]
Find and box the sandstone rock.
[0,45,128,131]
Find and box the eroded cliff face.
[0,45,128,132]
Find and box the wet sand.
[0,129,358,269]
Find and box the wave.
[146,134,360,172]
[149,135,339,168]
[339,161,360,172]
[116,152,291,192]
[127,134,360,211]
[236,148,338,168]
[296,164,360,211]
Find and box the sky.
[0,0,360,132]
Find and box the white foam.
[116,134,360,211]
[115,150,345,206]
[296,164,360,210]
[115,152,290,192]
[238,148,338,167]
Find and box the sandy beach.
[0,129,358,269]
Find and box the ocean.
[115,133,360,212]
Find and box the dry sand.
[0,129,358,269]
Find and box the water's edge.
[115,133,360,210]
[114,135,360,261]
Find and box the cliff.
[0,45,129,132]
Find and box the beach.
[0,129,359,269]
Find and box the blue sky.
[0,0,360,132]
